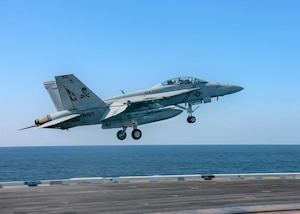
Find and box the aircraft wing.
[38,114,80,128]
[129,88,198,103]
[104,102,128,119]
[104,88,197,120]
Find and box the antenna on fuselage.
[121,90,125,94]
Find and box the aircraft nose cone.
[234,85,244,92]
[230,85,244,93]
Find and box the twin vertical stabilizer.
[44,81,64,111]
[44,74,108,111]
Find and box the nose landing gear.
[176,103,199,124]
[186,103,198,124]
[187,116,196,123]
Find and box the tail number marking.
[82,112,95,118]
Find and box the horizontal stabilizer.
[38,114,80,128]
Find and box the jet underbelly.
[102,108,183,129]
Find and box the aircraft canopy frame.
[160,77,207,86]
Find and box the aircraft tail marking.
[55,74,108,110]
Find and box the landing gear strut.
[176,103,199,124]
[186,103,198,124]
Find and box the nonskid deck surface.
[1,178,300,214]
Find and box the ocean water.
[0,145,300,182]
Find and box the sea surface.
[0,145,300,182]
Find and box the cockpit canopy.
[160,77,207,86]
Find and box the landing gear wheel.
[187,116,196,123]
[132,129,142,140]
[190,116,196,123]
[117,130,127,140]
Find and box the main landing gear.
[117,128,127,140]
[116,127,142,140]
[132,129,142,140]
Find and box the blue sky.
[1,0,299,146]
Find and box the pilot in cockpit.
[167,79,176,85]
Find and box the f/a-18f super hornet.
[21,74,243,140]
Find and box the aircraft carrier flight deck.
[1,173,300,214]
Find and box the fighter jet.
[21,74,243,140]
